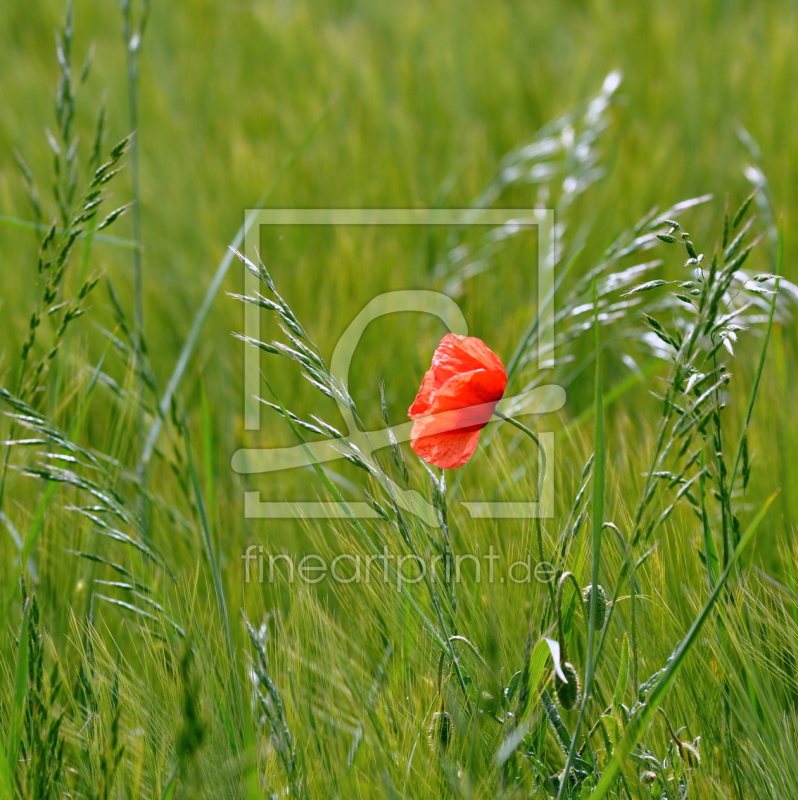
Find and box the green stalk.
[728,223,782,507]
[494,411,556,614]
[557,281,605,800]
[180,414,243,733]
[121,0,148,352]
[591,490,778,798]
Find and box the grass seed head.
[582,583,608,631]
[427,710,454,754]
[678,738,701,768]
[553,661,581,710]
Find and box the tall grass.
[2,1,798,798]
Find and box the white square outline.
[243,208,555,431]
[237,208,558,521]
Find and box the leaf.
[556,282,606,800]
[495,637,567,766]
[504,670,522,706]
[544,637,567,683]
[0,740,12,800]
[729,223,782,495]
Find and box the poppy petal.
[410,427,482,470]
[431,334,506,386]
[408,334,507,469]
[428,369,507,415]
[411,369,507,436]
[408,367,436,417]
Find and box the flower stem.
[493,410,555,612]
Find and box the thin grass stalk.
[591,490,778,798]
[558,282,604,800]
[179,414,243,733]
[120,0,148,353]
[494,411,555,616]
[138,98,334,470]
[728,224,783,507]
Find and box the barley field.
[1,1,798,798]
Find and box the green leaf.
[557,280,606,800]
[729,222,782,502]
[699,450,719,588]
[0,739,12,800]
[495,637,566,766]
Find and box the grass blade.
[0,740,12,800]
[179,414,242,731]
[591,490,779,799]
[139,99,335,469]
[728,221,782,501]
[558,280,605,799]
[7,597,31,772]
[613,633,630,711]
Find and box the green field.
[1,1,798,797]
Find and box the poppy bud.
[427,710,454,753]
[640,770,658,785]
[582,584,608,631]
[552,662,581,710]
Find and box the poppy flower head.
[408,334,507,469]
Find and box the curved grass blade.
[591,490,778,799]
[139,99,335,468]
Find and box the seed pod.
[552,662,581,710]
[582,584,608,631]
[427,710,454,753]
[640,770,658,785]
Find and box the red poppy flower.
[408,334,507,469]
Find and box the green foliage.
[1,1,798,798]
